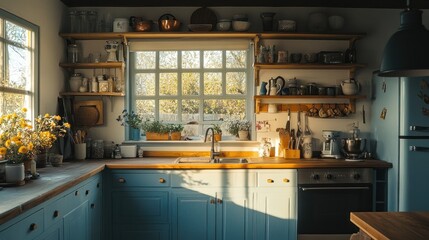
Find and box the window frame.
[0,8,39,119]
[127,40,254,139]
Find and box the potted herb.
[225,120,251,140]
[116,110,143,140]
[167,124,184,140]
[141,119,169,140]
[212,123,223,142]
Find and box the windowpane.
[135,51,156,69]
[159,73,178,96]
[0,92,25,115]
[182,51,200,69]
[0,41,3,84]
[182,72,200,96]
[159,99,178,121]
[6,44,31,90]
[159,51,177,69]
[135,73,155,96]
[226,50,247,68]
[204,51,222,68]
[182,99,199,122]
[204,72,222,95]
[5,21,31,47]
[203,99,245,121]
[136,99,155,120]
[226,72,246,95]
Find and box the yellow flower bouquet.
[0,108,70,164]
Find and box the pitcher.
[268,76,285,95]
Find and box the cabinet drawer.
[111,173,170,187]
[171,170,256,187]
[1,209,44,240]
[258,170,297,187]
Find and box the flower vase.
[130,128,141,140]
[5,163,25,184]
[36,151,48,168]
[238,130,249,141]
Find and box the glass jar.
[259,138,272,157]
[78,10,89,33]
[307,82,318,95]
[91,140,104,159]
[68,10,79,33]
[298,85,307,95]
[88,11,98,33]
[67,43,80,63]
[302,136,313,159]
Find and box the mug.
[277,50,288,63]
[268,104,278,113]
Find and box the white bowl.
[232,21,250,32]
[278,20,296,32]
[216,21,231,31]
[120,145,137,158]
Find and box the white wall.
[1,3,419,151]
[1,0,67,115]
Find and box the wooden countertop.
[350,212,429,240]
[0,157,391,225]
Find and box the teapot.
[267,76,285,95]
[341,78,360,95]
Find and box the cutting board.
[190,7,217,26]
[73,100,103,126]
[277,128,290,157]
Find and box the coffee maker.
[321,130,342,159]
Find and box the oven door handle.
[300,186,370,191]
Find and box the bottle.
[67,43,80,63]
[345,41,357,63]
[91,140,104,159]
[113,144,122,159]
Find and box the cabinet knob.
[53,210,59,218]
[74,190,79,196]
[267,179,274,183]
[85,190,90,195]
[97,183,100,188]
[118,177,126,183]
[283,178,290,183]
[91,203,96,209]
[210,198,215,204]
[159,178,166,183]
[29,223,37,231]
[217,199,223,204]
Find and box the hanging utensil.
[285,108,291,133]
[304,112,312,136]
[296,109,302,138]
[362,105,366,124]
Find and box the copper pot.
[130,17,152,32]
[158,14,181,32]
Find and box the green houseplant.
[116,110,143,140]
[167,124,184,140]
[225,120,251,140]
[141,119,169,140]
[212,123,223,142]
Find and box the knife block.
[284,149,300,159]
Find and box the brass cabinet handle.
[217,199,223,204]
[159,178,166,183]
[210,198,215,204]
[29,223,37,231]
[283,178,290,183]
[267,179,274,183]
[53,210,59,218]
[118,177,126,183]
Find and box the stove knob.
[353,173,361,180]
[312,174,320,180]
[326,174,333,180]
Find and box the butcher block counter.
[0,157,391,224]
[350,212,429,240]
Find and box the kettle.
[341,78,360,95]
[267,76,285,95]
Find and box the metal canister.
[91,140,104,159]
[298,85,308,95]
[318,87,327,95]
[307,82,318,95]
[288,83,297,95]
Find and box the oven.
[297,168,373,240]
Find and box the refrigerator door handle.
[409,146,429,152]
[409,125,429,131]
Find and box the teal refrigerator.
[371,70,429,211]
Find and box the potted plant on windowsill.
[212,123,223,142]
[141,119,170,141]
[167,124,184,140]
[116,110,143,140]
[225,120,251,141]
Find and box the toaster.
[318,51,344,64]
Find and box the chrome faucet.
[204,127,220,163]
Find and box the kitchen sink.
[175,157,248,164]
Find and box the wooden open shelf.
[59,62,125,69]
[60,92,125,97]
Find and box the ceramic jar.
[69,73,82,92]
[302,136,313,159]
[5,163,25,183]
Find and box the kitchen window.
[0,9,38,119]
[129,39,253,137]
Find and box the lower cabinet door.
[172,190,216,240]
[63,201,89,240]
[113,224,169,240]
[216,192,253,240]
[255,189,297,240]
[35,221,63,240]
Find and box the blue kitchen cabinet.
[0,173,102,240]
[106,170,171,240]
[255,170,297,240]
